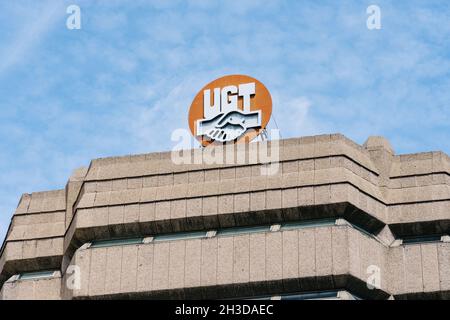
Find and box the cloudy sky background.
[0,0,449,241]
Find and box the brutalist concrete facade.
[1,134,450,300]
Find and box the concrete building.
[1,133,450,300]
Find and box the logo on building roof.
[188,75,272,146]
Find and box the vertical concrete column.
[363,136,394,201]
[65,167,88,229]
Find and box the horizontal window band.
[247,290,340,300]
[89,218,337,248]
[402,235,442,245]
[153,231,208,243]
[217,225,271,237]
[86,219,449,249]
[90,238,144,248]
[281,218,336,231]
[18,270,57,281]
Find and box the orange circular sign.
[188,74,272,146]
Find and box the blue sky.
[0,0,449,241]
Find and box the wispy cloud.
[0,1,64,76]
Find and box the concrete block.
[36,238,61,257]
[218,195,234,215]
[314,185,331,205]
[347,229,361,279]
[282,188,297,208]
[203,196,218,216]
[173,172,188,185]
[298,159,314,171]
[218,179,235,194]
[250,192,266,211]
[185,239,202,288]
[421,244,440,292]
[315,227,333,276]
[234,177,251,193]
[127,177,143,189]
[297,187,314,206]
[137,245,153,292]
[168,241,186,290]
[112,179,127,191]
[386,247,405,295]
[233,235,250,284]
[108,206,124,225]
[438,243,450,291]
[359,235,384,291]
[28,195,43,213]
[6,241,23,260]
[251,176,267,191]
[204,169,219,182]
[140,187,156,202]
[143,176,158,188]
[90,207,109,227]
[332,226,349,275]
[189,171,204,184]
[266,232,282,280]
[266,174,283,189]
[72,249,91,297]
[282,230,299,279]
[152,242,170,291]
[282,161,298,174]
[249,233,266,283]
[220,168,235,180]
[201,238,218,286]
[13,281,35,299]
[77,193,96,208]
[234,193,250,213]
[123,204,140,224]
[155,185,173,201]
[236,166,252,178]
[202,181,219,196]
[315,158,331,170]
[266,190,281,210]
[96,180,112,192]
[186,198,202,218]
[298,171,314,188]
[34,278,61,300]
[22,240,37,259]
[88,248,107,296]
[139,203,155,223]
[330,184,350,203]
[217,236,234,285]
[170,199,186,220]
[404,245,424,293]
[105,246,122,294]
[172,184,188,199]
[15,194,31,214]
[282,173,298,189]
[155,201,171,222]
[120,245,138,293]
[93,191,110,207]
[158,174,173,186]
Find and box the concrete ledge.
[0,273,61,300]
[72,275,388,300]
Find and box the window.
[90,237,144,248]
[242,290,359,300]
[216,225,271,237]
[18,270,56,281]
[280,291,339,300]
[153,231,207,243]
[402,235,442,245]
[280,218,336,231]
